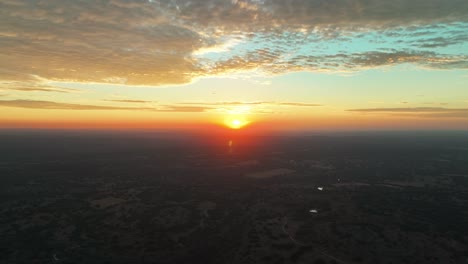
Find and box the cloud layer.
[0,99,211,112]
[179,101,322,107]
[348,107,468,118]
[1,0,467,87]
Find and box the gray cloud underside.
[167,0,468,30]
[416,34,468,49]
[0,100,211,112]
[348,107,468,118]
[1,0,467,86]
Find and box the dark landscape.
[1,130,468,264]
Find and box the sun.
[229,119,244,129]
[232,119,242,127]
[225,118,249,129]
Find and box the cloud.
[0,85,78,93]
[347,107,468,118]
[179,101,264,106]
[104,99,153,103]
[417,35,468,48]
[169,0,468,31]
[276,102,322,107]
[6,87,76,93]
[173,101,322,115]
[158,105,212,112]
[0,99,154,110]
[347,107,465,112]
[0,0,467,87]
[178,101,322,107]
[207,49,283,75]
[346,51,468,70]
[0,80,79,93]
[193,36,245,56]
[0,0,205,85]
[208,50,468,76]
[0,99,212,112]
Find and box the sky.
[1,0,468,131]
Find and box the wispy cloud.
[347,107,468,118]
[0,100,212,112]
[0,99,154,110]
[2,87,78,93]
[158,105,212,112]
[0,81,79,93]
[178,101,264,106]
[179,101,322,107]
[350,107,457,112]
[277,102,322,107]
[103,99,154,103]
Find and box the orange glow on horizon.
[2,112,468,131]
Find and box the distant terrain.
[1,130,468,264]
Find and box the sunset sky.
[1,0,467,131]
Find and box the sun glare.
[225,118,249,129]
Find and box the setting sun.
[225,118,249,129]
